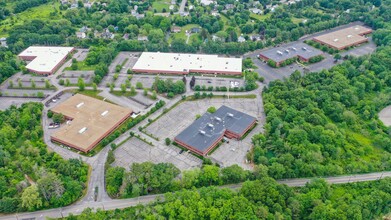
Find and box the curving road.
[0,172,390,220]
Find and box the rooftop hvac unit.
[347,35,352,38]
[199,130,206,135]
[76,102,84,108]
[227,113,234,117]
[78,127,87,134]
[334,38,339,42]
[101,110,109,116]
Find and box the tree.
[334,53,342,60]
[130,86,136,96]
[143,88,148,96]
[37,172,65,202]
[71,62,78,70]
[121,84,126,93]
[77,77,85,91]
[207,106,216,113]
[125,79,131,88]
[31,80,36,88]
[136,82,143,89]
[92,83,97,91]
[45,79,50,89]
[59,79,65,85]
[21,185,42,211]
[113,73,119,81]
[190,76,196,88]
[165,138,171,146]
[106,167,125,198]
[53,113,65,123]
[151,91,157,100]
[65,79,70,86]
[221,165,248,184]
[8,80,13,88]
[110,84,114,92]
[199,165,220,186]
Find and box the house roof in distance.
[18,46,74,73]
[132,52,242,74]
[313,25,372,49]
[259,42,323,63]
[175,105,256,154]
[50,94,132,152]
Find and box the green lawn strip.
[141,130,160,141]
[110,90,137,97]
[134,133,154,146]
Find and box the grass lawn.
[64,60,98,71]
[291,17,305,24]
[0,1,62,37]
[110,90,137,97]
[170,24,201,43]
[250,13,271,21]
[152,0,171,13]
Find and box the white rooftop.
[18,46,74,73]
[132,52,242,75]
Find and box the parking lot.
[194,77,245,89]
[209,122,263,170]
[146,98,261,140]
[379,105,391,127]
[100,52,140,87]
[245,22,377,83]
[60,71,94,84]
[143,97,263,170]
[0,97,43,110]
[131,75,184,89]
[112,137,202,171]
[74,49,89,61]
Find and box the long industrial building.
[18,46,74,75]
[132,52,242,75]
[174,105,256,156]
[258,42,323,66]
[313,25,372,50]
[50,94,132,153]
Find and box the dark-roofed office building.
[259,42,323,66]
[174,105,257,156]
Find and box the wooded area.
[0,103,88,213]
[68,177,391,219]
[251,46,391,179]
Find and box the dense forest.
[0,48,20,84]
[67,177,391,220]
[106,162,255,199]
[0,103,88,213]
[251,45,391,179]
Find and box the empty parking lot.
[112,137,202,171]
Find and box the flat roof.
[18,46,74,73]
[50,94,132,152]
[132,52,242,74]
[259,42,323,63]
[313,25,372,49]
[175,105,256,154]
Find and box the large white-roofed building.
[18,46,74,75]
[132,52,243,75]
